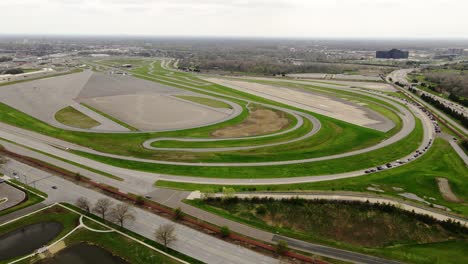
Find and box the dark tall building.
[376,49,409,59]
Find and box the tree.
[155,224,177,248]
[173,207,183,221]
[222,187,236,199]
[93,198,113,220]
[135,195,145,206]
[76,197,91,213]
[275,240,288,255]
[75,172,83,182]
[111,203,136,227]
[0,153,7,171]
[220,226,230,238]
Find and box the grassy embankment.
[55,106,100,129]
[187,197,468,264]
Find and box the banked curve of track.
[63,60,421,167]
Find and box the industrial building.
[376,49,409,59]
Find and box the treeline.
[204,197,468,234]
[448,93,468,107]
[0,68,24,75]
[179,59,391,76]
[420,94,468,128]
[0,56,12,62]
[424,71,468,97]
[462,139,468,152]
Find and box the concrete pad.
[81,94,230,131]
[0,70,93,128]
[205,78,393,131]
[77,72,182,99]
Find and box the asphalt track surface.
[0,82,435,186]
[0,73,419,167]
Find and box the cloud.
[0,0,467,38]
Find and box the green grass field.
[156,138,468,215]
[75,118,422,178]
[55,106,101,129]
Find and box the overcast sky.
[1,0,467,38]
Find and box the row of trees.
[76,197,178,249]
[448,93,468,107]
[179,58,390,76]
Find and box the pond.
[0,222,63,261]
[39,243,129,264]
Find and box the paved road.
[143,111,323,153]
[0,159,278,264]
[0,91,434,185]
[1,158,415,264]
[387,69,468,136]
[0,183,26,211]
[449,140,468,166]
[272,236,402,264]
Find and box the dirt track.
[212,108,289,138]
[436,178,461,202]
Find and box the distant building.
[376,49,409,59]
[447,48,464,56]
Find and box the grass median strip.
[55,106,100,129]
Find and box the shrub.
[220,226,230,238]
[275,240,288,255]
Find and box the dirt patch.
[212,107,289,138]
[436,178,462,203]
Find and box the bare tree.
[93,198,113,220]
[111,203,136,227]
[155,224,177,248]
[76,197,91,213]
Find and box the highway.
[0,159,278,264]
[387,68,467,136]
